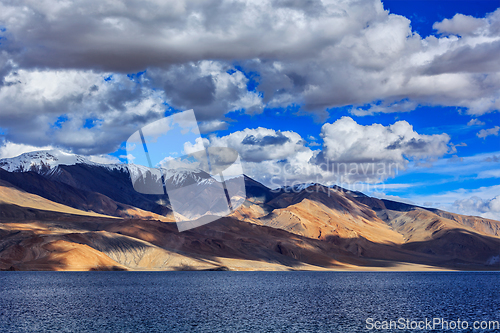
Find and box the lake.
[1,271,499,332]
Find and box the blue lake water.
[1,271,499,332]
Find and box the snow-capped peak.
[128,164,214,187]
[0,149,128,173]
[0,150,222,188]
[0,150,90,173]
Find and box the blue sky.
[201,77,499,213]
[0,0,499,219]
[384,0,500,37]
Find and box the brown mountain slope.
[353,196,500,241]
[250,189,404,245]
[1,237,128,271]
[1,165,499,271]
[45,164,174,216]
[0,172,173,221]
[428,209,500,237]
[253,184,500,244]
[0,179,117,219]
[231,184,500,268]
[1,203,462,271]
[402,228,500,265]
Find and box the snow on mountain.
[0,149,216,188]
[128,165,215,189]
[163,167,214,186]
[0,149,127,174]
[0,150,87,173]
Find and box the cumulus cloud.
[433,13,487,36]
[210,127,307,163]
[0,141,55,159]
[316,117,450,164]
[467,118,485,126]
[183,137,209,155]
[206,117,452,186]
[0,0,499,154]
[0,62,261,154]
[477,126,500,139]
[0,0,390,71]
[147,62,263,121]
[452,195,500,221]
[0,69,167,154]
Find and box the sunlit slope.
[0,179,116,218]
[1,159,499,271]
[232,183,500,266]
[0,175,173,222]
[250,185,404,245]
[354,196,500,241]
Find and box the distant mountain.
[0,168,172,220]
[238,183,500,265]
[0,150,222,218]
[1,150,500,271]
[0,150,221,187]
[0,150,111,173]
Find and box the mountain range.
[1,150,499,271]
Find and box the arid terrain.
[1,151,499,271]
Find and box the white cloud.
[477,126,500,139]
[371,192,416,205]
[0,0,499,154]
[467,118,485,126]
[210,127,307,163]
[0,62,262,154]
[198,120,228,133]
[206,118,452,186]
[377,183,420,190]
[452,195,500,221]
[399,183,500,221]
[183,137,209,155]
[433,13,487,36]
[148,62,263,121]
[0,141,54,159]
[477,169,500,179]
[87,154,121,164]
[0,69,167,154]
[318,117,450,164]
